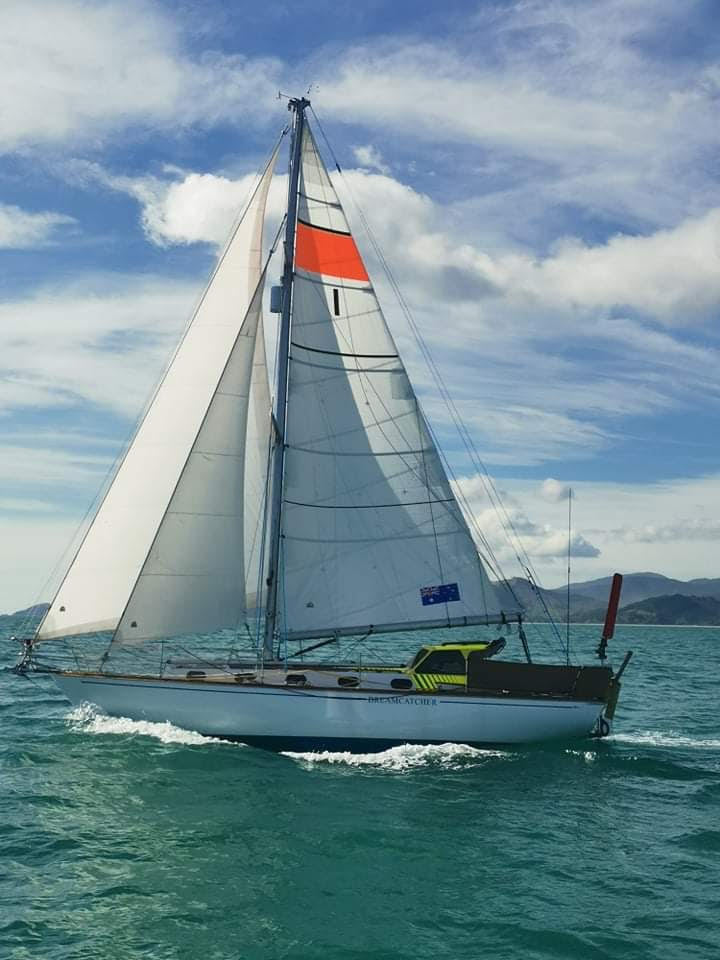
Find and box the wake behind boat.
[15,97,632,749]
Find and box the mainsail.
[37,146,279,642]
[276,125,507,641]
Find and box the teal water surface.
[2,622,719,960]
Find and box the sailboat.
[16,98,631,750]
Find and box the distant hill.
[0,603,49,627]
[3,576,720,627]
[618,594,720,626]
[544,573,720,606]
[494,574,720,626]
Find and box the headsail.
[37,146,279,641]
[278,125,508,641]
[243,314,272,612]
[112,278,267,644]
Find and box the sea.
[1,618,719,960]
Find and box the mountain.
[0,603,49,628]
[4,577,720,627]
[544,573,720,606]
[618,594,720,626]
[494,574,720,625]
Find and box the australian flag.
[420,582,461,606]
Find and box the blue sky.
[2,0,720,611]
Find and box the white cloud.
[451,470,720,590]
[318,41,648,159]
[2,0,718,251]
[0,274,200,417]
[0,203,75,248]
[70,161,289,248]
[0,443,111,489]
[540,478,572,503]
[2,0,719,611]
[42,131,720,478]
[455,475,600,569]
[619,519,720,543]
[488,472,720,587]
[490,208,720,321]
[352,145,390,175]
[0,0,281,151]
[312,1,720,229]
[532,531,600,559]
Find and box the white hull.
[54,673,608,749]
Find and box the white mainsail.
[37,147,279,641]
[278,127,507,641]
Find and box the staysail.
[112,279,267,644]
[277,125,508,641]
[37,146,279,641]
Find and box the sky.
[1,0,719,612]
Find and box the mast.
[263,96,309,658]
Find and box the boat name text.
[367,695,437,706]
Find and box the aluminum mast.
[263,97,309,658]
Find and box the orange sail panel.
[295,220,369,282]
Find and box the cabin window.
[408,648,429,669]
[332,288,340,316]
[416,650,465,675]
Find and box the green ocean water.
[2,620,719,960]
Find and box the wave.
[66,703,239,747]
[610,730,720,750]
[283,741,508,771]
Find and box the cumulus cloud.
[489,473,720,588]
[0,203,75,248]
[69,161,289,248]
[454,474,600,571]
[352,145,390,175]
[532,531,600,558]
[2,0,719,609]
[489,209,720,321]
[41,102,720,476]
[540,478,572,502]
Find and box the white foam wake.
[283,742,507,771]
[66,703,239,747]
[610,730,720,750]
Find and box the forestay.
[37,146,279,641]
[279,126,508,641]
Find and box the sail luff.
[37,141,281,642]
